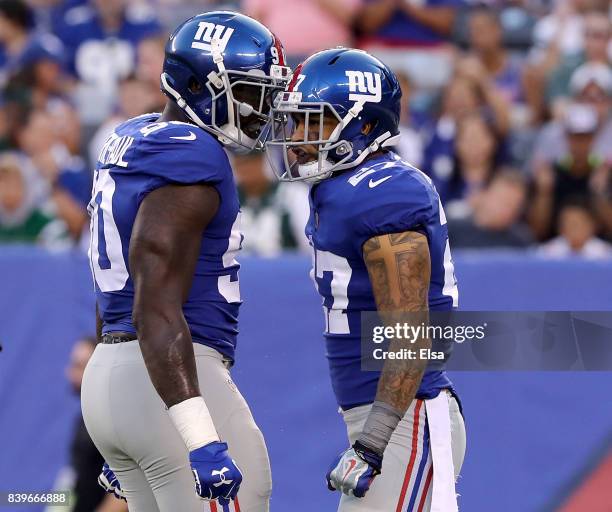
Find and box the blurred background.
[0,0,612,510]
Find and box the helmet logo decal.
[345,71,382,103]
[192,22,234,52]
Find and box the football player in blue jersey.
[81,12,290,512]
[266,48,466,511]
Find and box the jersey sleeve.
[350,172,436,253]
[133,125,230,204]
[137,126,229,184]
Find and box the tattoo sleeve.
[363,231,431,415]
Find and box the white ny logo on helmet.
[211,467,233,487]
[192,22,234,52]
[345,71,382,103]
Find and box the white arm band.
[168,396,219,451]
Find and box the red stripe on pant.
[417,465,434,512]
[396,400,423,512]
[209,497,240,512]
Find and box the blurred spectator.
[89,75,161,167]
[48,98,82,155]
[0,0,65,93]
[547,11,611,117]
[26,0,87,32]
[466,6,526,109]
[422,76,508,205]
[530,0,592,59]
[0,151,68,245]
[135,34,166,109]
[422,77,476,196]
[66,336,129,512]
[454,56,512,135]
[244,0,361,66]
[395,71,423,167]
[448,168,533,248]
[443,113,499,219]
[16,108,90,239]
[531,64,612,181]
[56,0,162,124]
[569,61,612,122]
[538,198,612,258]
[354,0,464,89]
[529,102,612,240]
[457,1,537,51]
[524,0,609,122]
[156,0,242,30]
[234,153,310,256]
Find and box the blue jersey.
[359,0,464,46]
[306,152,459,409]
[56,4,161,78]
[88,114,242,360]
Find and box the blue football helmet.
[266,48,402,181]
[161,11,291,153]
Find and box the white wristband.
[168,397,219,451]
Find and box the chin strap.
[209,38,237,147]
[209,38,261,151]
[161,72,208,130]
[312,99,365,171]
[324,98,400,173]
[334,131,399,173]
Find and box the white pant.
[338,391,466,512]
[81,341,272,512]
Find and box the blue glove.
[326,441,382,498]
[98,462,126,501]
[190,441,242,505]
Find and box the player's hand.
[98,462,126,501]
[326,441,382,498]
[190,441,242,505]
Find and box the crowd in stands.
[0,0,610,258]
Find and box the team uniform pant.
[338,391,466,512]
[81,340,272,512]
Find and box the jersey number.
[218,214,242,303]
[89,169,242,303]
[313,250,352,335]
[89,169,129,292]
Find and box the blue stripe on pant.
[406,420,430,511]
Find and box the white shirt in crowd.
[538,237,612,259]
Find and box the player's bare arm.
[325,232,433,497]
[363,231,431,414]
[129,183,220,408]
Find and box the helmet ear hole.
[188,76,203,95]
[361,122,374,135]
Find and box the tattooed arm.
[357,231,431,455]
[325,231,432,495]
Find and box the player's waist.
[331,368,455,410]
[100,331,137,344]
[92,338,231,366]
[100,327,237,362]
